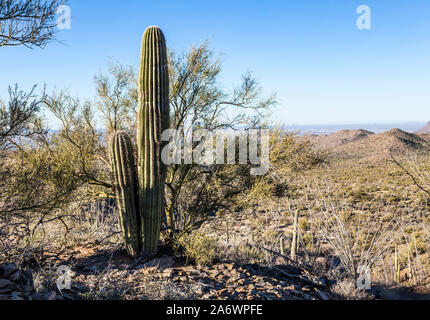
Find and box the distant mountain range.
[415,122,430,134]
[284,122,427,135]
[302,127,430,162]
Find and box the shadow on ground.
[373,284,430,300]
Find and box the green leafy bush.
[173,231,218,266]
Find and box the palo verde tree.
[0,85,45,151]
[0,85,47,221]
[0,0,66,48]
[2,34,280,256]
[165,42,277,233]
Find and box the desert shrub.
[0,85,46,227]
[228,242,266,265]
[164,42,276,234]
[0,91,115,264]
[302,233,314,251]
[306,189,402,280]
[331,279,375,300]
[173,231,218,266]
[299,217,309,231]
[391,152,430,200]
[236,129,326,208]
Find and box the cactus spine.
[137,26,170,255]
[109,131,141,257]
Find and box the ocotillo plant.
[137,26,170,255]
[280,236,286,256]
[109,131,141,257]
[291,210,299,261]
[394,245,401,283]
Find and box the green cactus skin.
[137,26,170,256]
[109,131,141,257]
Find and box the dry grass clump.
[331,279,375,300]
[79,268,195,300]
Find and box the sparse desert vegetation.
[2,77,430,300]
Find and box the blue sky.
[1,0,429,128]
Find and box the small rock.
[142,267,158,275]
[302,293,311,300]
[0,279,11,289]
[225,263,235,271]
[32,292,44,300]
[162,269,173,278]
[315,257,328,271]
[230,269,239,276]
[201,286,211,293]
[22,270,33,284]
[316,290,329,300]
[10,271,21,282]
[275,256,289,265]
[0,288,12,294]
[217,288,229,296]
[83,266,99,273]
[136,256,175,270]
[46,291,56,300]
[0,264,17,278]
[10,291,23,299]
[215,274,227,282]
[285,284,300,291]
[232,279,242,286]
[207,270,220,277]
[236,287,248,293]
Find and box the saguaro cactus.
[137,26,170,255]
[109,131,141,257]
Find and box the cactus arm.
[109,131,141,257]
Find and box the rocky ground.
[0,263,34,300]
[0,249,336,300]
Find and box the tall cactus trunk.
[109,131,141,257]
[137,26,170,256]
